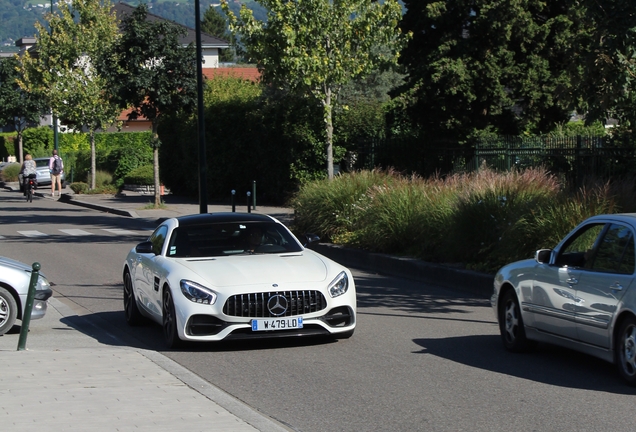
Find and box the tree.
[397,0,581,142]
[574,0,636,133]
[101,3,197,207]
[0,57,47,163]
[221,0,407,179]
[201,6,233,62]
[18,0,121,188]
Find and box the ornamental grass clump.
[353,174,456,259]
[290,169,395,241]
[443,167,562,269]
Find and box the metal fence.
[357,135,636,185]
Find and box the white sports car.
[122,213,356,348]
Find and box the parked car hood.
[173,252,330,288]
[0,256,36,273]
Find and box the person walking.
[48,149,64,197]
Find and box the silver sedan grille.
[223,291,327,318]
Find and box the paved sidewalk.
[0,297,290,432]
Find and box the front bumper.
[183,305,356,341]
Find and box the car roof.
[175,212,275,227]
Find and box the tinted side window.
[555,224,605,268]
[589,224,635,274]
[150,226,168,255]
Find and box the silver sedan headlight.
[180,280,217,305]
[36,275,50,292]
[328,271,349,298]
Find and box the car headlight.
[36,275,50,291]
[328,271,349,298]
[180,280,217,305]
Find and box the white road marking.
[17,231,48,237]
[59,229,92,236]
[103,228,138,236]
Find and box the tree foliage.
[397,0,581,143]
[574,0,636,134]
[201,6,234,62]
[222,0,407,179]
[0,57,47,163]
[100,3,197,207]
[18,0,121,188]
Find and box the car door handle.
[610,283,623,291]
[566,277,578,285]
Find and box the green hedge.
[123,165,154,185]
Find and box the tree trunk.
[90,130,96,189]
[324,88,334,180]
[17,131,24,164]
[152,121,161,208]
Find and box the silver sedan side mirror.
[535,249,552,264]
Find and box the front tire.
[616,316,636,386]
[499,289,532,352]
[123,271,143,326]
[0,287,18,336]
[162,288,182,349]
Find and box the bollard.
[247,191,251,213]
[17,262,40,351]
[252,180,256,210]
[231,190,236,212]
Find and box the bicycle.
[24,174,37,203]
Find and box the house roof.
[203,67,261,82]
[113,2,230,49]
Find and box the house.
[9,3,237,133]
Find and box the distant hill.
[0,0,266,48]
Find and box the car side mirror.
[303,233,321,247]
[535,249,552,264]
[136,241,154,255]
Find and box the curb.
[59,194,139,218]
[309,243,494,298]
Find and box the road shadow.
[412,334,636,394]
[60,309,341,354]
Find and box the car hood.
[173,252,330,288]
[0,256,36,273]
[0,256,46,277]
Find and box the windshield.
[166,221,303,258]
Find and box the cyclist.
[20,154,37,195]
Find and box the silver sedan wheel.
[503,300,519,344]
[0,287,18,335]
[499,289,532,352]
[617,317,636,385]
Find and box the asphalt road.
[2,189,636,432]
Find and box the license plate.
[251,317,303,331]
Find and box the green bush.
[0,163,21,182]
[86,184,119,194]
[94,170,113,187]
[124,165,154,185]
[70,182,89,194]
[0,133,16,159]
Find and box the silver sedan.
[0,256,53,335]
[492,214,636,385]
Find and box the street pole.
[51,2,58,152]
[195,0,207,214]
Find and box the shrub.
[70,182,89,194]
[0,163,21,182]
[94,170,113,188]
[86,184,119,194]
[124,165,154,185]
